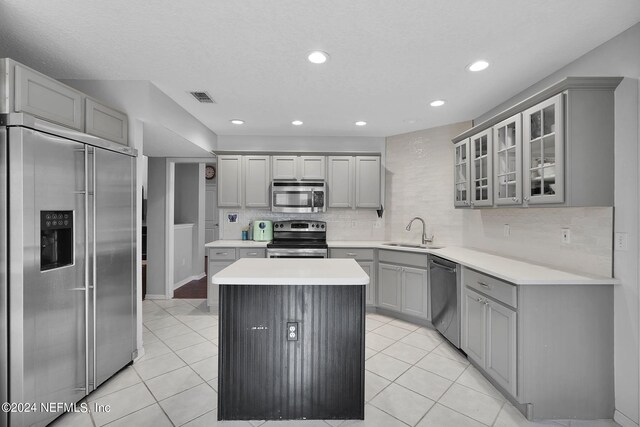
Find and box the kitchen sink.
[382,242,444,249]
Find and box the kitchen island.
[212,258,369,421]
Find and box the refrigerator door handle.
[92,147,97,392]
[83,146,90,396]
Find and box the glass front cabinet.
[453,139,470,207]
[493,114,522,206]
[522,93,564,205]
[470,129,493,207]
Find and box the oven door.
[267,248,328,258]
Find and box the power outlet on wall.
[503,224,510,237]
[561,228,571,244]
[615,232,629,251]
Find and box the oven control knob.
[321,224,325,229]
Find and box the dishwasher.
[429,255,461,348]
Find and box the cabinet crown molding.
[452,76,622,143]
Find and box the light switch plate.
[561,228,571,244]
[503,224,510,237]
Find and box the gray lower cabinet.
[207,246,266,312]
[461,266,613,419]
[486,298,517,396]
[329,248,376,306]
[401,267,429,318]
[463,287,516,396]
[377,262,401,311]
[377,250,429,320]
[463,288,487,366]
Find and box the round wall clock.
[205,165,216,180]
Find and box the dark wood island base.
[218,283,365,421]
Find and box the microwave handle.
[311,190,316,209]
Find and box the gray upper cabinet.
[355,156,381,209]
[327,156,354,208]
[453,139,471,207]
[217,155,243,207]
[299,156,326,180]
[453,77,620,208]
[272,156,298,180]
[272,155,325,180]
[523,94,564,205]
[13,62,84,130]
[470,129,493,207]
[243,155,270,208]
[493,114,522,206]
[85,98,128,146]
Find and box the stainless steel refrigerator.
[0,113,137,427]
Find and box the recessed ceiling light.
[292,120,303,126]
[308,51,329,64]
[468,60,490,72]
[230,119,244,125]
[355,121,367,126]
[430,100,446,107]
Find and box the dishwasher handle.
[429,259,457,273]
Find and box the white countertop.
[211,258,370,285]
[428,247,618,285]
[330,242,617,285]
[205,240,269,248]
[205,239,617,285]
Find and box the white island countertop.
[211,258,370,286]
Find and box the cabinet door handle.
[524,196,530,202]
[247,252,258,256]
[512,197,520,203]
[478,281,491,289]
[216,252,228,255]
[346,252,357,257]
[476,297,483,303]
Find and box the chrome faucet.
[405,217,433,245]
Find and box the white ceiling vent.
[190,91,215,103]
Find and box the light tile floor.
[50,299,619,427]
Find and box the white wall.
[173,225,194,284]
[471,23,640,426]
[384,122,471,246]
[146,157,168,298]
[62,79,219,154]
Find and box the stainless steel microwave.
[271,181,326,213]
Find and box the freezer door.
[93,147,135,388]
[8,127,88,427]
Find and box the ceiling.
[0,1,639,138]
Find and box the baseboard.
[145,294,168,300]
[615,410,639,427]
[134,347,146,363]
[173,272,206,290]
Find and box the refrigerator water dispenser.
[40,210,74,271]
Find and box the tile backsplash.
[219,208,385,241]
[384,122,471,247]
[462,207,613,277]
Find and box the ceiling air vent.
[190,91,215,103]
